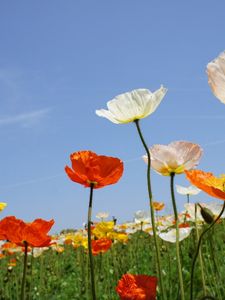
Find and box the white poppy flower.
[176,185,201,195]
[205,202,225,219]
[183,203,204,222]
[143,141,203,176]
[160,215,174,226]
[158,227,193,243]
[96,86,167,124]
[206,51,225,104]
[134,210,151,223]
[96,212,109,220]
[32,247,49,258]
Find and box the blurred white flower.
[206,50,225,104]
[32,247,49,258]
[143,141,203,176]
[204,202,225,219]
[158,227,193,243]
[96,86,167,124]
[134,210,151,223]
[176,185,201,195]
[96,212,109,220]
[115,222,139,234]
[183,203,203,222]
[160,215,174,226]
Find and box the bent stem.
[170,173,185,300]
[134,119,165,300]
[20,241,28,300]
[88,183,96,300]
[190,201,225,300]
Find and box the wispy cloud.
[203,139,225,146]
[0,173,63,190]
[0,108,51,127]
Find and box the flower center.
[87,180,98,187]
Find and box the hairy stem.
[170,173,185,300]
[87,184,97,300]
[20,241,28,300]
[134,119,166,300]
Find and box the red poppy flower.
[65,151,124,189]
[116,273,157,300]
[0,216,54,247]
[91,238,112,256]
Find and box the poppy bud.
[198,204,214,224]
[112,216,117,225]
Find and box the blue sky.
[1,1,225,232]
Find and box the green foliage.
[0,222,225,299]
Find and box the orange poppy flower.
[91,238,112,256]
[185,170,225,200]
[65,151,124,189]
[1,242,22,255]
[116,273,157,300]
[152,201,165,211]
[0,216,54,247]
[8,258,17,267]
[2,242,18,249]
[64,239,73,245]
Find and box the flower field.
[1,50,225,300]
[0,207,225,299]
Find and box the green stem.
[170,173,185,300]
[134,119,166,300]
[87,183,97,300]
[20,241,28,300]
[194,204,207,297]
[183,194,190,224]
[190,201,225,300]
[28,248,34,300]
[187,194,190,204]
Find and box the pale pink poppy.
[206,50,225,104]
[143,141,203,176]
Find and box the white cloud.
[0,108,51,127]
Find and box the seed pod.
[198,204,214,224]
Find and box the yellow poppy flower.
[0,203,7,212]
[92,221,114,239]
